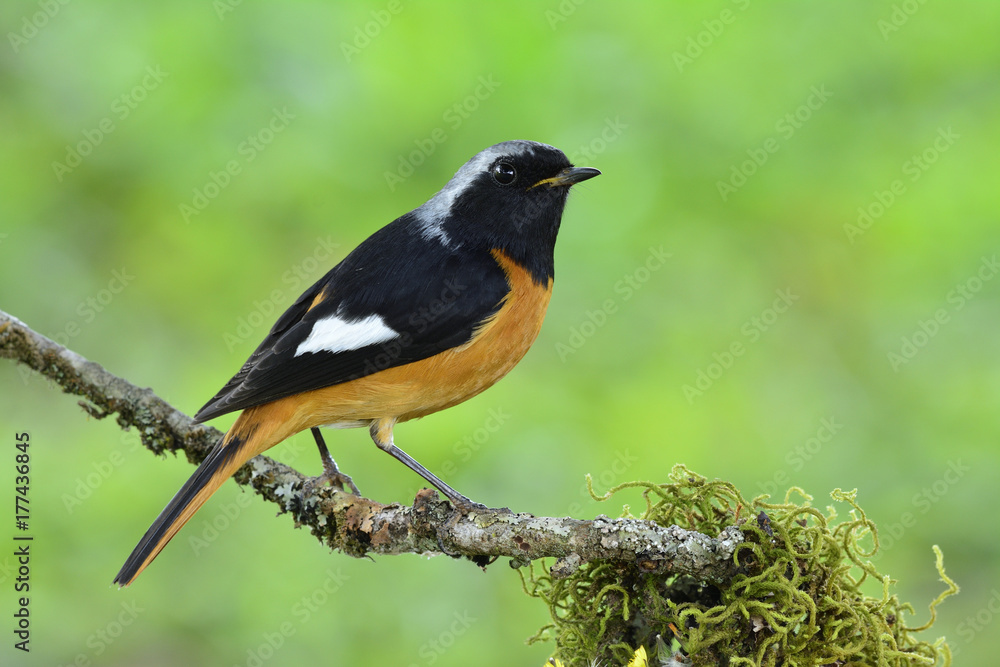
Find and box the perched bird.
[114,140,599,586]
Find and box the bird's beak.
[530,166,602,189]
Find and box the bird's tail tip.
[112,434,245,587]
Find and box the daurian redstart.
[115,140,600,586]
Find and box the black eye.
[492,161,516,185]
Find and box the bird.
[114,140,600,586]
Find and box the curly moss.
[523,464,957,667]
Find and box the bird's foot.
[304,427,361,496]
[305,467,361,497]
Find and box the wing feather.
[194,216,508,422]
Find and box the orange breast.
[256,249,553,437]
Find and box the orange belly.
[236,250,553,444]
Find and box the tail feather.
[114,428,255,587]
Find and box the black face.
[480,146,572,193]
[444,142,593,263]
[410,141,599,284]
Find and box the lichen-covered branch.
[0,307,743,582]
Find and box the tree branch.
[0,308,743,582]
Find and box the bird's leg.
[306,427,360,495]
[369,420,486,510]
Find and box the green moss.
[523,465,957,666]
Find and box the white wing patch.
[295,313,399,357]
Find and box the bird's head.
[413,140,600,281]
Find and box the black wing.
[193,216,509,422]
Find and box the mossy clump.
[523,464,956,666]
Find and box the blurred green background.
[1,1,998,665]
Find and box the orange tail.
[114,415,277,587]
